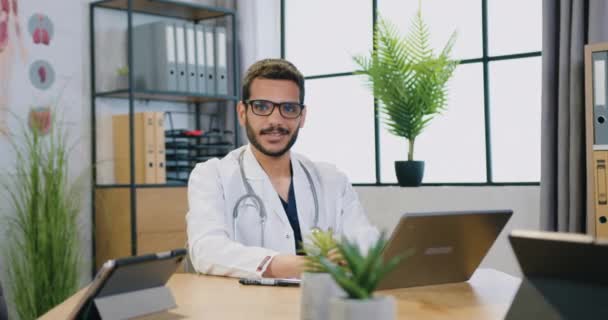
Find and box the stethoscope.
[233,149,320,247]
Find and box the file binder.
[113,112,156,184]
[185,23,198,94]
[175,24,187,92]
[215,26,228,95]
[132,23,153,90]
[195,25,207,94]
[594,151,608,237]
[204,25,216,95]
[154,112,167,184]
[132,22,177,92]
[154,22,178,92]
[593,51,608,144]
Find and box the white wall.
[0,0,93,289]
[356,186,541,277]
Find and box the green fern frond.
[355,11,458,161]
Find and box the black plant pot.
[394,161,425,187]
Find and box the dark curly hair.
[241,58,305,104]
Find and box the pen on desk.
[239,278,300,287]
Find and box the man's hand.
[262,254,305,278]
[328,248,347,266]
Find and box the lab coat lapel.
[292,155,313,236]
[243,146,291,229]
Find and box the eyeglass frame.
[242,99,306,119]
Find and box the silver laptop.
[377,209,512,290]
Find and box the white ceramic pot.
[329,296,395,320]
[300,272,345,320]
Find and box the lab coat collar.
[242,144,306,181]
[241,144,267,180]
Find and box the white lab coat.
[186,145,379,278]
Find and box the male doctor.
[186,59,379,279]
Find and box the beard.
[245,119,300,158]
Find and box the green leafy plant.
[1,109,83,319]
[116,66,129,77]
[318,233,413,300]
[354,11,458,161]
[301,229,339,273]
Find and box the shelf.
[96,183,187,188]
[165,129,233,139]
[166,154,221,161]
[166,142,234,149]
[90,0,239,274]
[92,0,235,20]
[95,89,239,103]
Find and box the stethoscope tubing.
[233,149,320,247]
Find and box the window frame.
[280,0,542,186]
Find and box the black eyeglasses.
[244,99,305,119]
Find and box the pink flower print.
[0,0,7,52]
[38,65,46,83]
[33,27,49,45]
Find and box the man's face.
[238,78,306,158]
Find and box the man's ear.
[237,101,247,126]
[299,106,307,129]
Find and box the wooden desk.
[40,268,520,320]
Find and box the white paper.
[187,28,195,65]
[176,26,186,64]
[595,59,606,106]
[166,25,175,63]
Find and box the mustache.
[260,126,290,135]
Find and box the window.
[294,76,376,183]
[283,0,541,184]
[284,0,372,76]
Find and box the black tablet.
[68,248,187,320]
[509,229,608,284]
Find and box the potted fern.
[318,233,410,320]
[116,65,129,89]
[354,12,458,186]
[300,229,345,320]
[1,108,83,319]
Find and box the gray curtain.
[540,1,608,233]
[235,0,281,145]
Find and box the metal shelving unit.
[95,88,239,103]
[89,0,239,274]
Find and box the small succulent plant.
[318,233,413,300]
[301,228,339,273]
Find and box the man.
[186,59,378,279]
